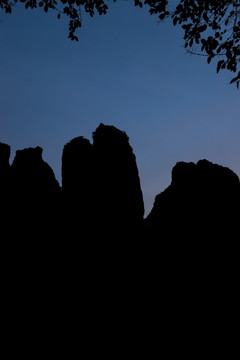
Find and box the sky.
[0,1,239,217]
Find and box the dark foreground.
[1,124,239,356]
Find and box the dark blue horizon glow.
[0,1,239,216]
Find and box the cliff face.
[11,146,61,197]
[0,142,11,199]
[92,123,144,230]
[10,146,61,239]
[1,133,239,239]
[146,159,240,238]
[61,136,96,232]
[61,123,145,236]
[1,138,239,349]
[1,124,145,239]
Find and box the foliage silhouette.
[1,0,239,86]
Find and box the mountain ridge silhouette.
[1,123,239,238]
[1,124,239,355]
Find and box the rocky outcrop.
[1,136,239,355]
[1,132,239,240]
[61,136,95,234]
[0,142,11,198]
[92,123,144,234]
[0,142,11,231]
[145,159,240,346]
[10,146,61,239]
[146,159,240,238]
[60,123,145,236]
[11,146,60,197]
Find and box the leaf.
[159,13,165,20]
[207,55,214,64]
[217,60,224,73]
[63,6,70,15]
[5,5,12,13]
[173,16,178,26]
[229,75,239,84]
[199,24,207,32]
[211,39,219,50]
[203,13,209,23]
[134,0,143,7]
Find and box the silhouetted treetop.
[1,0,239,87]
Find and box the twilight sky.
[0,1,239,217]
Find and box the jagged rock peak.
[11,146,60,194]
[13,146,43,165]
[92,123,130,149]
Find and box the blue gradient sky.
[0,1,239,216]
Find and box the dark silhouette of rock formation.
[1,131,239,355]
[92,123,145,235]
[3,146,62,335]
[146,159,240,238]
[0,142,11,230]
[10,146,61,239]
[145,159,239,352]
[1,130,239,241]
[11,146,60,196]
[0,142,11,197]
[60,123,145,236]
[62,136,94,196]
[61,136,95,234]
